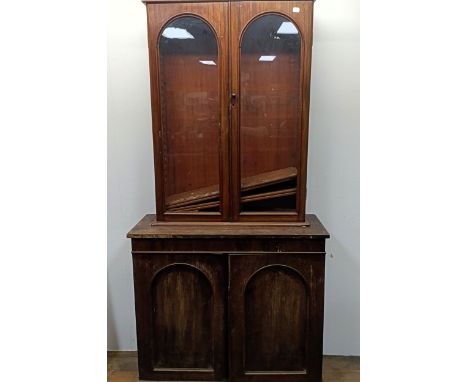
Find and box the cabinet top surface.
[127,214,329,239]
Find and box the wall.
[107,0,360,355]
[108,0,153,350]
[308,0,360,355]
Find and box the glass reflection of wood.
[167,167,297,212]
[159,16,221,213]
[239,14,301,213]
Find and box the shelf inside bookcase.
[166,167,298,212]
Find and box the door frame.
[229,1,314,222]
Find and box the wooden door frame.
[229,1,314,223]
[132,252,228,381]
[228,252,325,382]
[146,2,231,222]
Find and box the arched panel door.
[230,2,314,221]
[132,253,227,381]
[229,253,325,382]
[245,265,308,371]
[146,3,230,221]
[152,264,213,369]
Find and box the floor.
[108,352,360,382]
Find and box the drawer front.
[229,253,325,382]
[132,253,227,381]
[132,237,326,253]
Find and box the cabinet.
[144,0,315,222]
[128,215,329,381]
[128,1,329,380]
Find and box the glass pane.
[240,15,301,213]
[159,16,220,213]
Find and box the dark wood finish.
[166,184,219,210]
[128,214,329,239]
[144,0,315,222]
[166,167,297,212]
[132,253,227,381]
[170,199,220,212]
[168,188,297,212]
[133,2,324,380]
[146,2,230,221]
[230,1,314,222]
[159,54,220,200]
[241,167,297,192]
[129,214,328,382]
[230,254,325,382]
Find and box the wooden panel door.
[229,253,325,382]
[132,253,227,381]
[230,1,314,222]
[146,2,230,221]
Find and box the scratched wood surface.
[128,214,329,238]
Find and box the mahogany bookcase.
[128,1,329,381]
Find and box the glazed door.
[230,2,314,221]
[147,3,230,221]
[132,253,227,381]
[229,253,325,382]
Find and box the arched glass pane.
[159,17,220,213]
[240,15,301,213]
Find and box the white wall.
[308,0,360,355]
[108,0,360,355]
[108,0,154,350]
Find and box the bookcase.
[128,1,329,381]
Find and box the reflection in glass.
[159,16,221,213]
[276,21,299,35]
[258,55,276,62]
[162,27,195,39]
[240,14,302,213]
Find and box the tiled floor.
[108,352,359,382]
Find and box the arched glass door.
[239,14,302,213]
[159,16,221,213]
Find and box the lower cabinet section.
[132,252,325,382]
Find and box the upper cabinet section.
[144,1,314,223]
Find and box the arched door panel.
[239,14,302,213]
[152,264,213,369]
[245,266,307,371]
[230,1,314,221]
[229,253,325,382]
[132,253,227,381]
[146,2,230,221]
